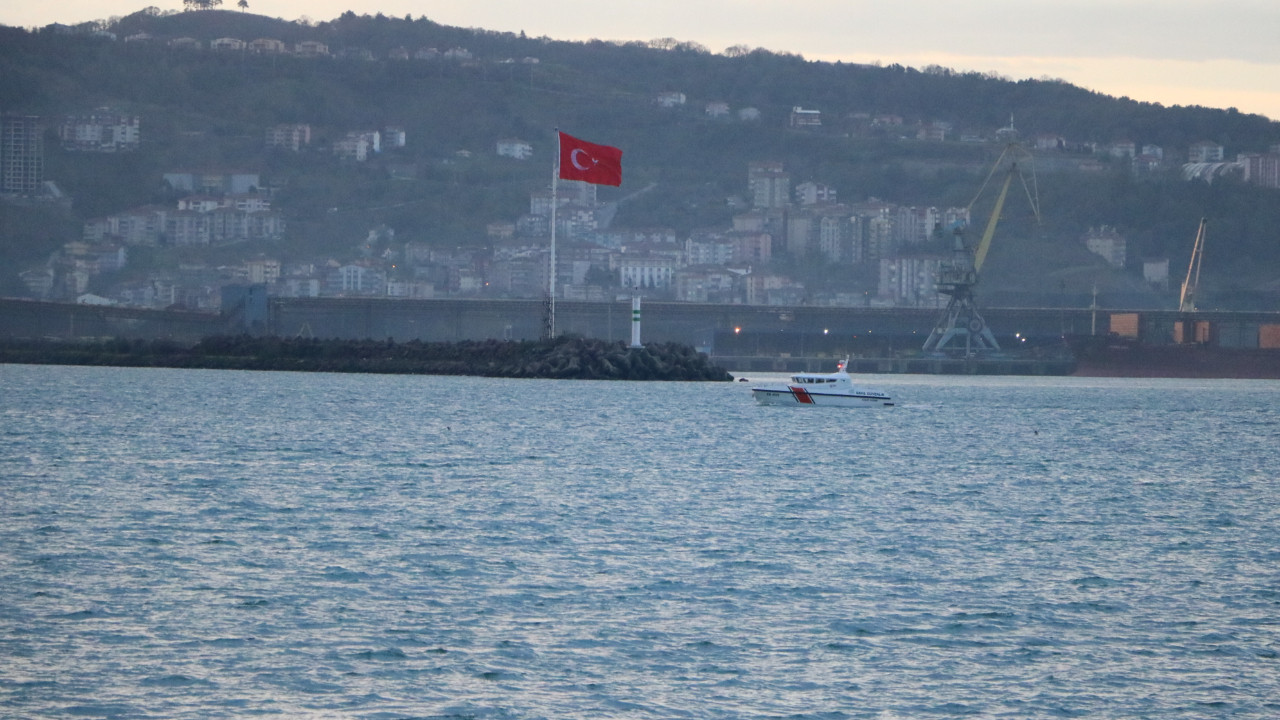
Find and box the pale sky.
[5,1,1279,122]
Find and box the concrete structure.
[1,115,43,194]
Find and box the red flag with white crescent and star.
[557,131,622,186]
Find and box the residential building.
[1189,141,1224,163]
[742,272,794,305]
[656,91,686,108]
[333,135,370,161]
[385,279,434,298]
[1033,133,1065,151]
[249,38,286,53]
[294,40,329,57]
[748,162,790,210]
[211,37,245,51]
[618,255,677,290]
[489,257,546,298]
[686,232,735,266]
[383,126,406,148]
[705,101,730,118]
[878,254,945,307]
[326,261,386,295]
[817,212,855,264]
[790,107,821,127]
[850,201,897,263]
[916,122,949,142]
[496,138,533,160]
[726,231,771,263]
[794,181,836,206]
[266,124,311,152]
[1239,151,1280,189]
[163,171,261,194]
[1,114,43,194]
[59,111,141,152]
[244,258,281,284]
[674,266,738,303]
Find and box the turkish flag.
[558,131,622,186]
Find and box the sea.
[2,363,1279,719]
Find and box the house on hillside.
[496,138,533,160]
[211,38,245,51]
[266,124,310,152]
[705,101,730,118]
[656,91,686,108]
[249,38,286,53]
[1189,141,1224,162]
[294,41,329,57]
[790,107,821,128]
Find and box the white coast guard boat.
[750,358,893,407]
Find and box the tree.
[238,0,248,10]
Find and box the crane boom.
[973,168,1014,273]
[1179,218,1207,312]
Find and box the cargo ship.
[1069,335,1280,379]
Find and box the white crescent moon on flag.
[570,148,593,171]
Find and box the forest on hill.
[2,8,1279,308]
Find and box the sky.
[5,0,1279,122]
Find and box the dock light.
[823,328,829,334]
[734,326,741,334]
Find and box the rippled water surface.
[2,364,1280,718]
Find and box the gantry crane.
[1178,218,1207,313]
[922,130,1041,354]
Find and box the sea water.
[2,364,1279,719]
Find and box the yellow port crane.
[922,131,1041,354]
[1179,218,1207,313]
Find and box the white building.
[266,124,311,151]
[790,107,821,127]
[618,255,677,290]
[656,91,686,108]
[59,111,141,152]
[496,138,533,160]
[1084,226,1127,268]
[878,255,945,307]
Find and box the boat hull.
[751,385,893,407]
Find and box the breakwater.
[0,336,733,382]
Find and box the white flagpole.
[549,129,558,338]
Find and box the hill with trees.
[2,8,1279,309]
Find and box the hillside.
[2,9,1279,309]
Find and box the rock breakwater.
[0,336,733,381]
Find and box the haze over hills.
[2,8,1279,310]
